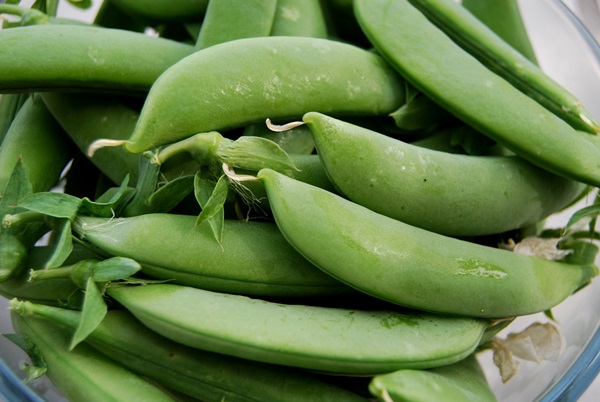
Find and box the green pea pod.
[243,123,315,155]
[302,112,586,236]
[255,168,598,318]
[8,313,176,402]
[0,243,97,307]
[117,36,405,153]
[271,0,328,38]
[0,233,28,282]
[0,93,27,143]
[72,214,351,297]
[107,283,490,375]
[0,94,74,197]
[40,92,142,185]
[461,0,537,64]
[409,0,598,136]
[13,302,369,402]
[0,24,194,94]
[354,0,600,188]
[109,0,208,21]
[195,0,278,50]
[369,355,497,402]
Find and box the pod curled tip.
[87,139,129,157]
[265,118,305,132]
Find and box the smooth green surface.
[257,169,598,318]
[41,92,141,185]
[19,304,367,402]
[271,0,328,38]
[107,283,489,375]
[354,0,600,187]
[73,214,349,297]
[461,0,538,63]
[0,95,74,197]
[305,112,585,236]
[0,24,194,93]
[110,0,208,21]
[408,0,597,134]
[10,313,175,402]
[127,36,405,152]
[195,0,278,50]
[369,355,497,402]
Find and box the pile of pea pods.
[1,0,600,401]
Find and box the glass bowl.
[1,0,600,401]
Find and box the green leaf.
[92,257,141,282]
[194,172,227,247]
[80,175,135,217]
[44,218,74,269]
[18,192,81,220]
[69,277,107,350]
[121,152,161,216]
[145,174,194,213]
[70,259,98,289]
[0,158,33,216]
[195,174,228,224]
[218,136,298,173]
[3,333,47,383]
[66,0,92,9]
[564,203,600,234]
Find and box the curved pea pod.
[0,93,27,143]
[0,24,194,94]
[72,214,351,297]
[354,0,600,188]
[107,283,491,375]
[13,303,369,402]
[109,0,208,21]
[271,0,328,38]
[0,244,96,307]
[407,0,598,135]
[0,95,74,197]
[461,0,537,64]
[369,355,497,402]
[255,169,598,318]
[0,233,28,282]
[120,36,405,153]
[41,92,142,185]
[302,112,586,236]
[195,0,278,50]
[8,313,176,402]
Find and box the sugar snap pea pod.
[107,283,490,375]
[72,214,351,297]
[9,313,176,402]
[0,94,27,143]
[406,0,599,134]
[369,355,497,402]
[112,36,405,153]
[255,168,598,318]
[0,94,74,197]
[354,0,600,187]
[0,243,96,307]
[40,92,142,185]
[13,303,368,402]
[461,0,538,64]
[195,0,278,50]
[271,0,328,38]
[0,233,28,282]
[109,0,208,21]
[301,112,586,236]
[0,24,194,94]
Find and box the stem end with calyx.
[9,298,31,317]
[87,139,129,157]
[265,118,305,132]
